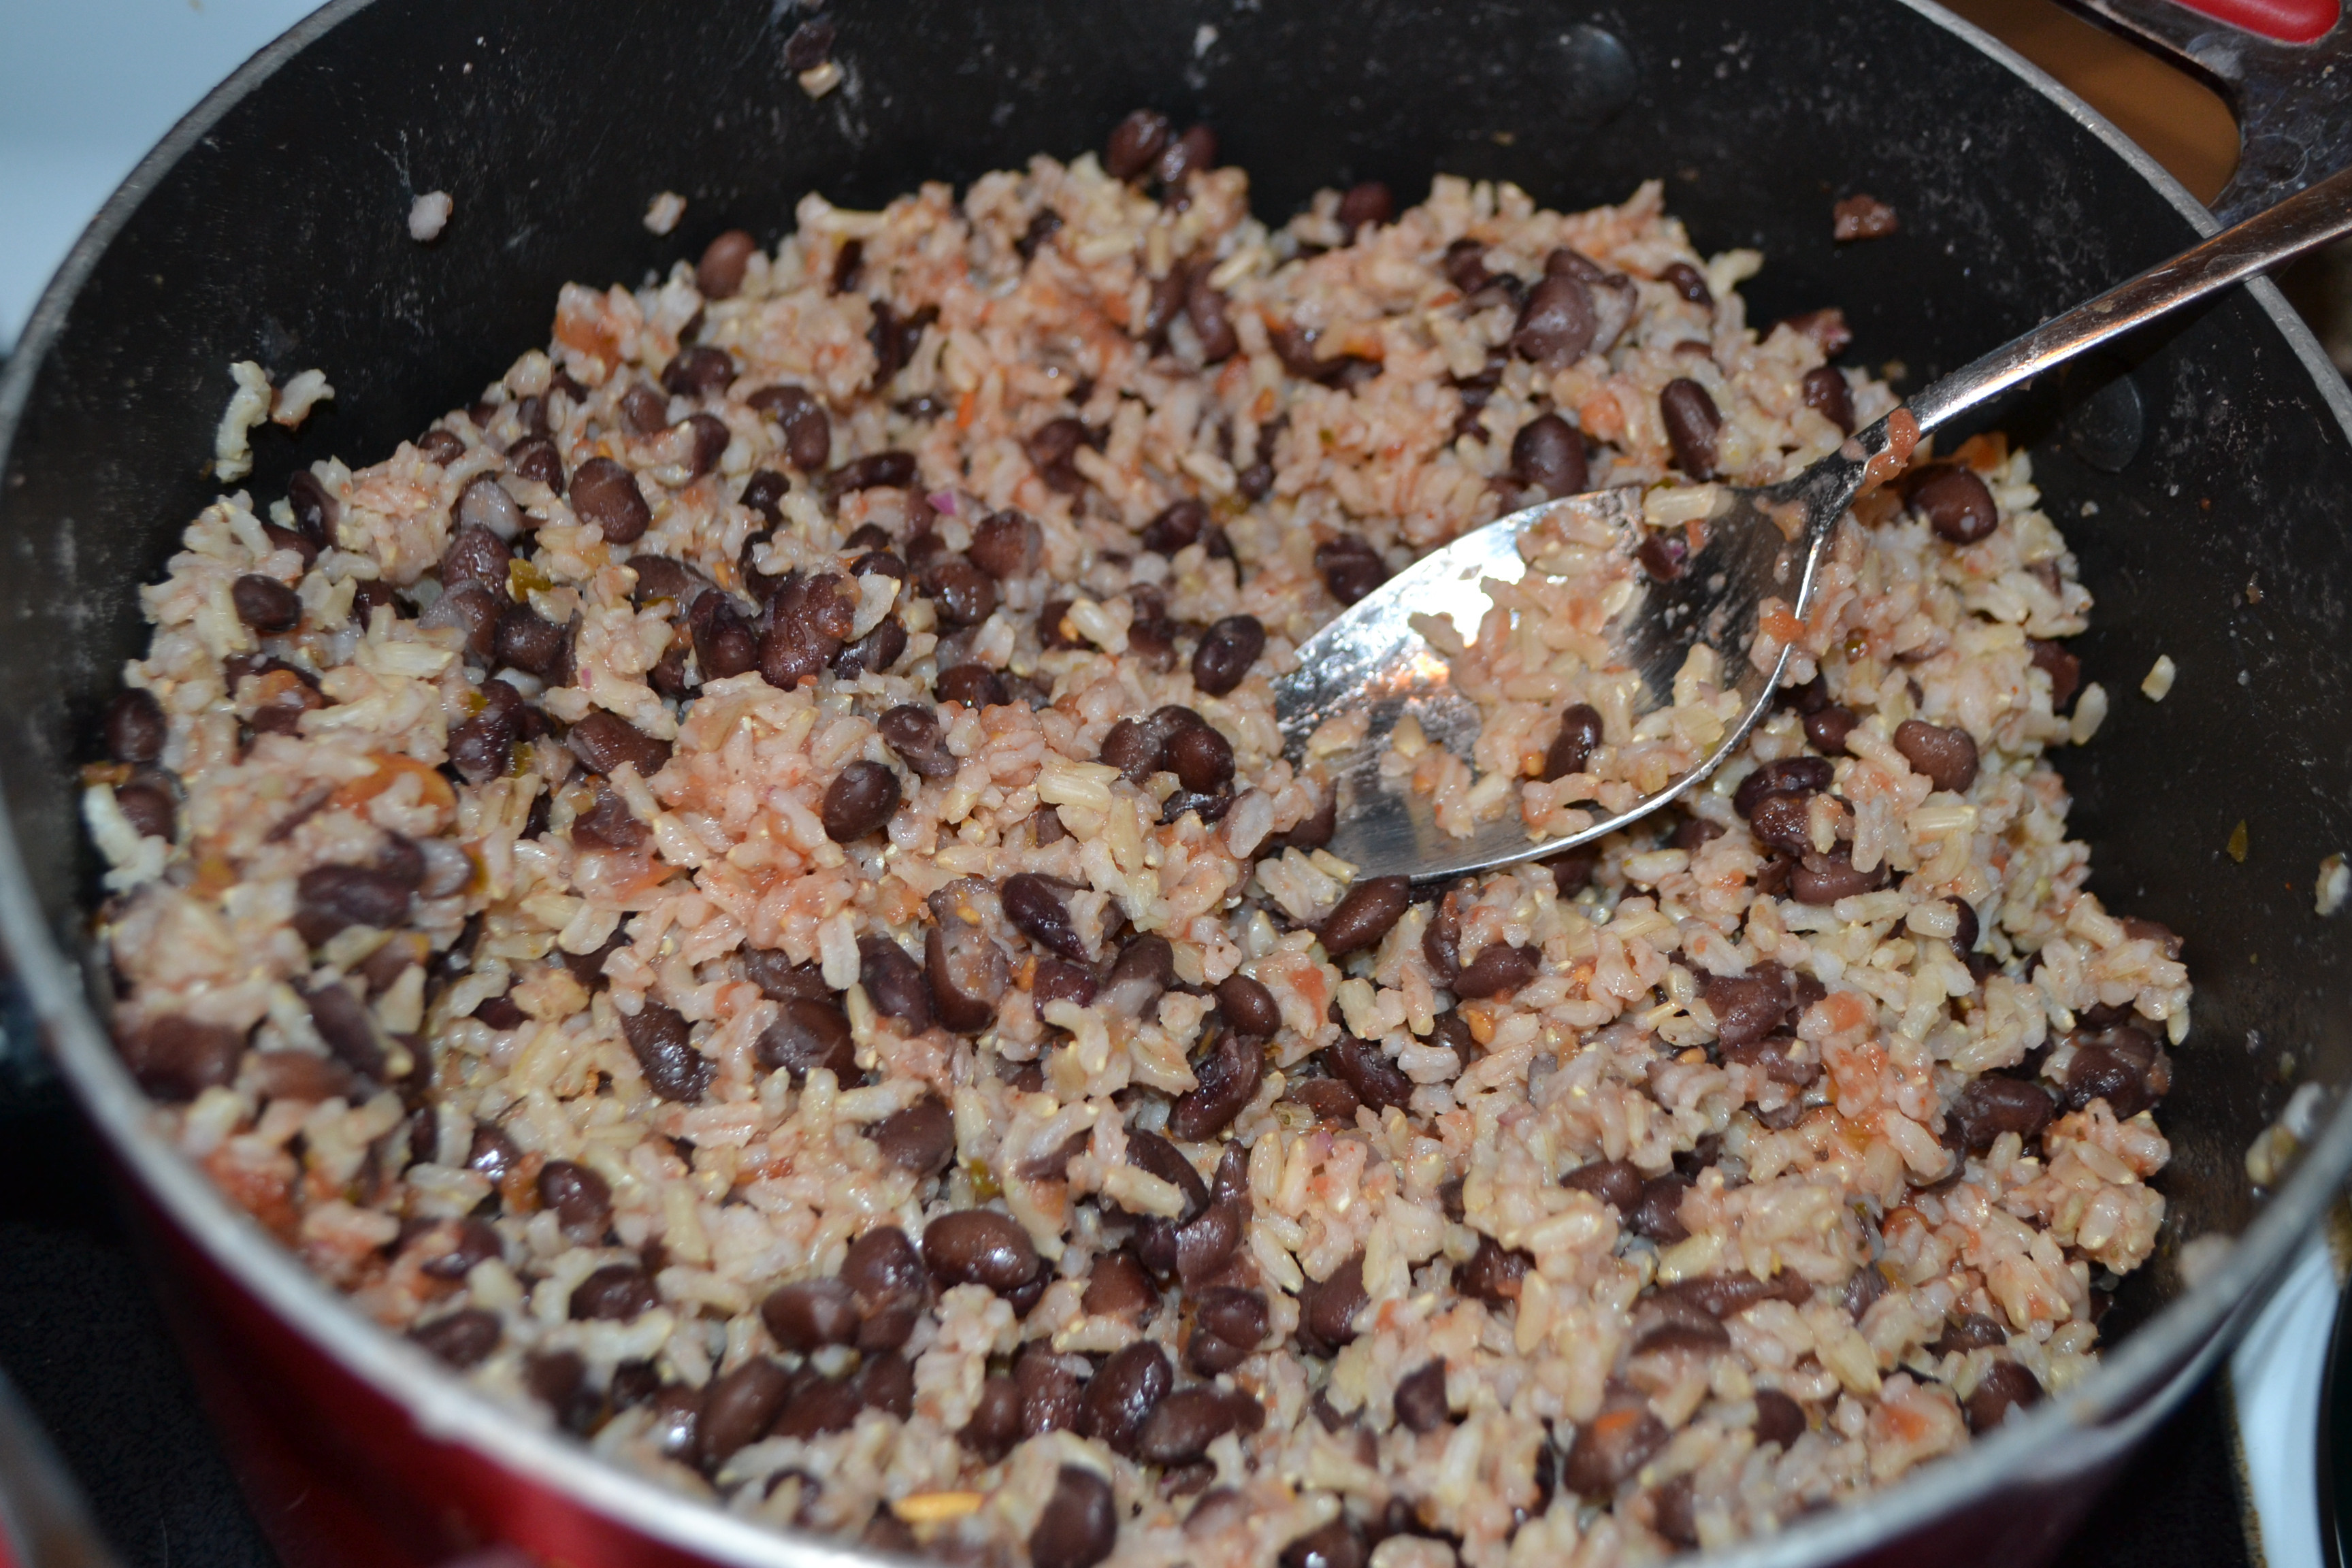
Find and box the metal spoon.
[1272,164,2352,883]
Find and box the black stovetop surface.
[0,1093,2256,1568]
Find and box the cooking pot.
[2,1,2350,1565]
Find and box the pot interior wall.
[3,0,2348,1344]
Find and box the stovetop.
[0,1082,2256,1568]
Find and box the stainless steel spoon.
[1272,163,2352,883]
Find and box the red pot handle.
[2050,0,2351,221]
[2167,0,2338,45]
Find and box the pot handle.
[2048,0,2352,223]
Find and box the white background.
[0,0,325,354]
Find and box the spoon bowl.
[1273,163,2352,883]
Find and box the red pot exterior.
[121,1166,2216,1568]
[133,1183,713,1568]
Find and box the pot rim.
[1,3,2347,1565]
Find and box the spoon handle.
[1907,162,2352,436]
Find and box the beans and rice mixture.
[84,109,2190,1568]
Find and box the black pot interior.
[3,0,2348,1347]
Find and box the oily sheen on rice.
[83,125,2188,1568]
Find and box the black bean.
[1734,757,1834,817]
[292,864,410,946]
[662,346,736,400]
[125,1015,246,1101]
[842,1226,928,1324]
[1169,1026,1265,1141]
[1323,1035,1412,1113]
[769,1371,862,1439]
[676,412,730,478]
[1188,1286,1269,1375]
[1965,1359,2044,1433]
[231,574,302,634]
[448,685,521,786]
[1167,723,1235,794]
[782,14,834,70]
[410,1309,502,1369]
[570,1263,661,1320]
[1320,875,1409,957]
[1101,932,1175,1017]
[492,606,568,681]
[1002,873,1087,960]
[1512,273,1598,368]
[1950,897,1982,961]
[618,383,670,437]
[1790,848,1886,905]
[1015,1341,1085,1438]
[1314,534,1388,605]
[1627,531,1688,586]
[1171,1194,1245,1288]
[1031,1465,1117,1568]
[828,451,919,500]
[1017,209,1064,264]
[1894,719,1979,794]
[926,921,1007,1033]
[755,996,857,1082]
[1098,718,1160,781]
[1512,413,1588,500]
[1950,1077,2054,1152]
[920,556,998,630]
[1140,500,1207,556]
[1562,1157,1644,1213]
[1215,973,1281,1038]
[527,1160,611,1245]
[857,936,932,1033]
[1630,1174,1693,1243]
[1133,1386,1249,1466]
[2061,1024,2172,1120]
[569,457,653,544]
[923,1209,1039,1294]
[949,512,1034,585]
[1460,1234,1531,1307]
[464,1122,518,1184]
[1296,1253,1367,1353]
[1452,940,1539,1000]
[1081,1254,1154,1322]
[304,979,385,1078]
[743,949,833,1004]
[876,704,956,780]
[1392,1360,1451,1433]
[854,1348,915,1419]
[1936,1313,2012,1356]
[684,595,754,683]
[278,469,338,546]
[105,689,169,764]
[113,777,177,840]
[566,710,671,778]
[1703,967,1795,1049]
[1652,260,1710,306]
[623,1001,710,1103]
[1564,1404,1669,1497]
[833,619,906,680]
[696,1357,791,1467]
[1107,110,1173,180]
[1802,366,1855,434]
[745,386,832,474]
[760,1278,860,1352]
[1805,704,1860,754]
[819,760,901,843]
[872,1094,956,1177]
[1744,1390,1808,1453]
[1911,466,1999,544]
[694,229,758,300]
[500,434,564,495]
[2031,639,2082,711]
[1660,378,1722,479]
[963,1375,1024,1460]
[1079,1341,1171,1455]
[1538,702,1605,783]
[1191,615,1264,697]
[1186,274,1239,361]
